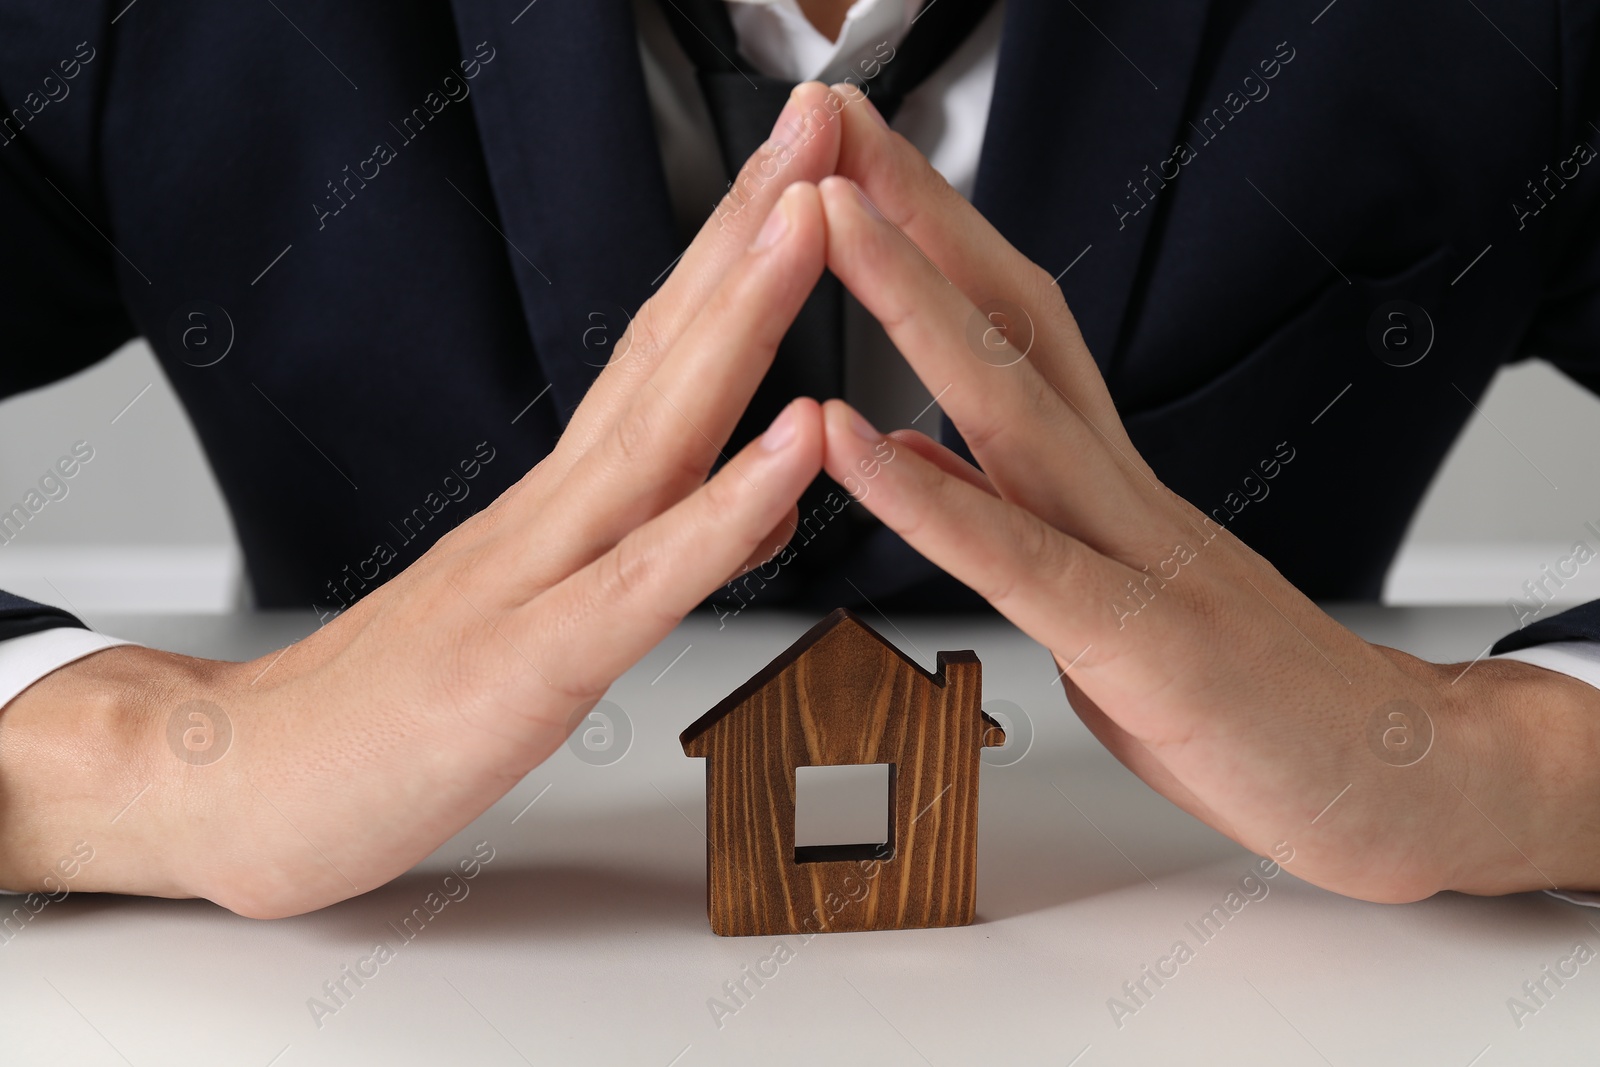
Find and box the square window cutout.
[794,763,895,864]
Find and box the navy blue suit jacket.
[2,0,1599,654]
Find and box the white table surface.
[2,605,1596,1066]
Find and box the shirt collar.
[725,0,924,83]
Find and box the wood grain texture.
[681,608,1003,937]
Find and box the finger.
[733,505,800,580]
[523,399,824,701]
[825,399,1222,700]
[885,428,998,497]
[830,84,1140,465]
[549,82,848,474]
[819,398,1145,655]
[511,182,826,592]
[818,176,1182,558]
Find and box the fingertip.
[882,425,947,469]
[760,398,801,451]
[791,395,826,457]
[789,80,831,108]
[781,179,825,228]
[821,398,882,463]
[749,192,793,252]
[780,81,845,168]
[818,174,855,206]
[817,176,864,237]
[829,81,888,128]
[888,427,1000,496]
[749,184,827,299]
[818,176,884,239]
[830,82,898,179]
[820,397,855,435]
[760,396,825,460]
[843,401,880,441]
[719,397,824,496]
[788,393,824,421]
[790,181,831,251]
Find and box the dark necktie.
[655,0,999,444]
[656,0,998,597]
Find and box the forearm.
[0,644,224,899]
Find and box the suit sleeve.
[0,4,135,666]
[0,0,135,398]
[1492,603,1600,654]
[1494,1,1600,655]
[0,590,85,638]
[0,4,146,718]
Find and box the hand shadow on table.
[13,750,1282,943]
[32,747,1584,941]
[976,745,1600,938]
[973,744,1248,921]
[284,745,1258,945]
[288,860,710,950]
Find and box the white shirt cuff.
[0,626,139,713]
[1491,640,1600,908]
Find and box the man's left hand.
[810,83,1600,903]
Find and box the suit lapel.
[973,0,1216,378]
[447,0,680,421]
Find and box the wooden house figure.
[680,608,1004,936]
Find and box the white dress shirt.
[0,0,1595,907]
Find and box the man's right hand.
[0,84,849,918]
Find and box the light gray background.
[2,338,1598,615]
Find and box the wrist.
[0,644,240,900]
[1439,655,1600,895]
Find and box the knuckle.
[987,513,1053,608]
[955,410,1007,456]
[586,537,682,637]
[530,649,609,709]
[882,453,945,543]
[721,142,794,227]
[659,435,716,499]
[1016,509,1057,566]
[607,315,658,377]
[699,467,748,524]
[1026,260,1061,302]
[885,490,925,542]
[595,532,652,604]
[979,566,1020,610]
[1026,513,1085,600]
[1017,362,1053,411]
[1184,581,1230,638]
[629,300,664,351]
[902,149,958,219]
[718,283,790,359]
[636,297,679,358]
[607,394,710,495]
[872,292,918,337]
[610,399,659,469]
